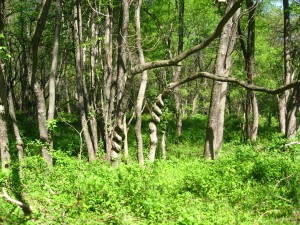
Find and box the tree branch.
[130,0,243,75]
[167,71,300,95]
[1,187,32,212]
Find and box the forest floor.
[0,114,299,224]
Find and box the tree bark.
[204,0,239,159]
[28,0,53,165]
[89,2,99,154]
[173,0,184,137]
[238,0,258,142]
[278,0,292,135]
[134,0,146,165]
[101,4,114,162]
[286,86,300,138]
[0,65,10,170]
[74,0,96,161]
[48,0,61,146]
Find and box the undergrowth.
[0,114,299,224]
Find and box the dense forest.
[0,0,299,224]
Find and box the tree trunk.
[111,0,132,165]
[101,4,114,162]
[0,62,10,171]
[134,0,146,165]
[0,104,10,171]
[277,0,292,134]
[286,86,300,138]
[244,0,258,142]
[89,2,99,153]
[204,0,239,159]
[74,0,96,161]
[28,0,53,165]
[149,122,157,162]
[173,0,184,138]
[161,131,166,160]
[48,0,61,146]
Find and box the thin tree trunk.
[149,122,157,162]
[244,0,258,142]
[279,0,292,134]
[101,4,114,162]
[89,2,98,153]
[74,0,96,161]
[48,0,61,146]
[286,86,300,138]
[111,0,132,165]
[29,0,53,165]
[134,0,146,165]
[8,90,24,161]
[0,66,10,170]
[161,131,166,160]
[173,0,184,138]
[0,104,10,171]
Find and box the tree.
[0,0,10,170]
[204,0,240,159]
[238,0,259,142]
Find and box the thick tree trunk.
[204,0,239,159]
[134,0,146,165]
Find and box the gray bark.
[48,0,61,146]
[89,3,99,153]
[173,0,184,137]
[74,0,96,161]
[29,0,53,165]
[0,61,10,170]
[134,0,146,165]
[204,0,239,159]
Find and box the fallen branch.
[1,187,32,212]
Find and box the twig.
[255,209,280,225]
[1,187,32,212]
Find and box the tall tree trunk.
[48,0,61,146]
[101,4,114,162]
[74,0,96,161]
[204,0,239,159]
[27,0,53,165]
[0,0,10,169]
[89,2,99,154]
[0,65,10,171]
[111,0,132,165]
[134,0,146,165]
[278,0,292,134]
[173,0,184,138]
[242,0,258,142]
